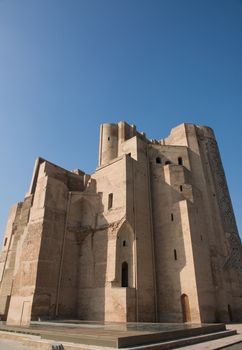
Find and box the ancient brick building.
[0,122,241,326]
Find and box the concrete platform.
[0,321,237,349]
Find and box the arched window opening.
[122,240,126,247]
[108,136,110,141]
[165,160,171,165]
[121,262,128,287]
[180,185,183,192]
[108,193,113,209]
[174,249,177,260]
[156,157,161,164]
[171,213,174,221]
[228,304,233,322]
[181,294,191,322]
[178,157,183,165]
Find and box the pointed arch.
[115,221,134,288]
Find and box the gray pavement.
[221,344,242,350]
[0,324,242,350]
[0,338,38,350]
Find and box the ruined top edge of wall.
[27,157,89,196]
[38,157,87,176]
[102,121,216,145]
[169,123,215,140]
[160,123,216,146]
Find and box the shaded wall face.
[185,135,227,322]
[0,203,22,318]
[196,130,242,322]
[203,136,238,235]
[0,198,34,322]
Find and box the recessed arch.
[181,294,191,322]
[115,220,134,288]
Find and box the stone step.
[0,329,238,350]
[125,330,237,350]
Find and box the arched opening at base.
[228,304,233,322]
[181,294,191,322]
[121,262,128,287]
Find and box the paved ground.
[0,338,38,350]
[0,321,226,348]
[0,323,241,349]
[222,344,242,350]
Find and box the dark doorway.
[228,304,233,321]
[181,294,191,322]
[121,262,128,287]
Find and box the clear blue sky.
[0,0,241,240]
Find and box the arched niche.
[121,262,128,287]
[115,221,134,288]
[181,294,191,322]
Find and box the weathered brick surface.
[0,121,241,326]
